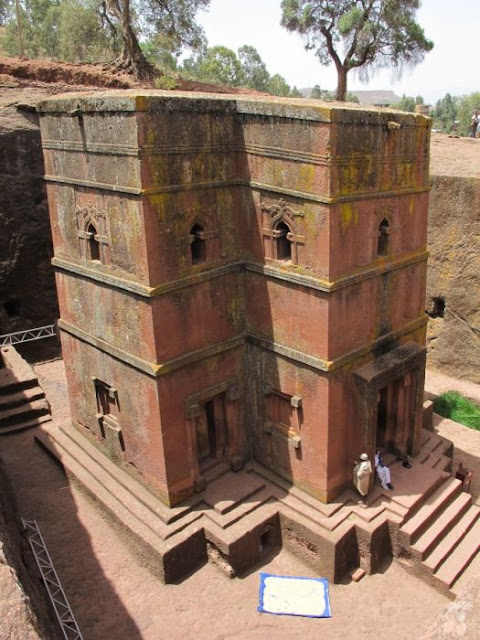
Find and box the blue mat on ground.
[257,572,332,618]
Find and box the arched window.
[377,218,389,256]
[86,223,100,262]
[190,223,206,264]
[274,221,292,261]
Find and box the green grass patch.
[433,390,480,431]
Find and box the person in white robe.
[353,453,373,498]
[375,451,393,490]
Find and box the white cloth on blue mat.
[257,572,331,618]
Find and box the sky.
[196,0,478,105]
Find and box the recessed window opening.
[259,526,273,554]
[87,223,100,262]
[190,223,206,264]
[95,380,116,416]
[430,297,445,318]
[275,221,291,261]
[3,298,21,318]
[377,218,389,256]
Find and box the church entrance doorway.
[375,373,415,457]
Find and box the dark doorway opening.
[376,386,388,450]
[196,394,227,468]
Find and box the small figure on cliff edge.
[353,453,373,503]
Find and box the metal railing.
[22,519,83,640]
[0,324,56,347]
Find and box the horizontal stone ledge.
[44,173,430,203]
[52,250,428,300]
[41,139,428,176]
[58,314,427,379]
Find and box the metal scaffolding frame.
[0,324,56,347]
[22,519,83,640]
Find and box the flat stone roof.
[36,90,430,127]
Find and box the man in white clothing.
[353,453,373,500]
[375,451,394,490]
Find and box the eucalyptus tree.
[281,0,433,101]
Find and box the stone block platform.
[0,347,51,434]
[35,421,479,595]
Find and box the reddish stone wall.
[38,93,430,505]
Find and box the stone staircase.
[35,419,479,594]
[396,470,480,596]
[0,346,51,434]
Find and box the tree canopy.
[281,0,433,101]
[181,44,301,97]
[1,0,211,77]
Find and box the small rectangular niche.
[429,297,445,318]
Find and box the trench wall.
[426,174,480,382]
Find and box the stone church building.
[38,91,430,509]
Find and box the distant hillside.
[301,88,402,106]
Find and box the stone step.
[423,506,480,573]
[36,424,205,545]
[37,425,208,582]
[418,430,453,460]
[57,422,196,525]
[203,486,273,530]
[0,386,45,410]
[450,548,480,597]
[433,516,480,588]
[0,412,51,434]
[420,451,452,473]
[411,491,472,560]
[0,397,50,428]
[0,349,39,395]
[248,461,344,519]
[399,477,462,545]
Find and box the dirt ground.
[3,356,480,640]
[429,132,480,178]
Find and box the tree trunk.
[106,0,155,79]
[335,67,348,102]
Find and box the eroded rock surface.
[427,136,480,382]
[0,91,59,335]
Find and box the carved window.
[93,378,124,452]
[189,223,206,264]
[95,379,117,418]
[274,221,292,261]
[76,203,108,265]
[266,390,294,427]
[261,199,305,266]
[377,218,390,256]
[264,387,302,448]
[86,223,101,262]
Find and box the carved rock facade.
[37,93,431,506]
